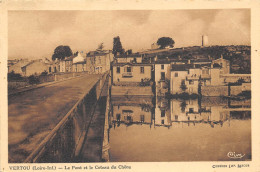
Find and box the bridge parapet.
[24,72,109,163]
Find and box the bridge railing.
[24,72,109,163]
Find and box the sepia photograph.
[6,9,252,163]
[1,1,260,170]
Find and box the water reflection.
[110,97,153,127]
[108,96,251,162]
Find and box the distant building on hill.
[202,35,208,47]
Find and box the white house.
[154,62,171,96]
[72,53,86,72]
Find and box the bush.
[40,71,48,76]
[8,71,24,81]
[140,78,152,86]
[28,75,40,85]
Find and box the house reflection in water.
[108,94,251,161]
[170,97,230,127]
[110,96,251,129]
[154,97,171,127]
[110,96,153,127]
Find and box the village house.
[72,53,86,72]
[48,61,59,73]
[154,61,171,96]
[115,53,142,63]
[21,60,49,76]
[59,56,74,73]
[86,50,113,74]
[112,62,153,85]
[169,56,232,95]
[170,64,200,94]
[8,59,21,71]
[8,59,30,75]
[211,55,230,74]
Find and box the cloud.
[8,9,250,60]
[207,10,250,45]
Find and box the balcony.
[122,72,133,78]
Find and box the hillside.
[141,45,251,74]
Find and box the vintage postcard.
[1,0,260,171]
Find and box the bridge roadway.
[8,74,102,163]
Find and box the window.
[140,66,144,73]
[161,64,164,70]
[175,72,178,77]
[181,79,185,85]
[161,72,165,80]
[117,67,120,73]
[189,108,194,113]
[49,67,52,73]
[127,116,132,121]
[127,67,132,72]
[175,115,178,120]
[161,110,165,117]
[140,115,145,122]
[161,120,164,124]
[189,80,194,85]
[202,69,209,74]
[116,114,121,121]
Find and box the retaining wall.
[201,85,228,96]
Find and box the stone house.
[115,53,142,63]
[112,62,153,86]
[170,64,200,94]
[8,59,30,75]
[154,62,171,96]
[86,50,113,74]
[72,53,86,72]
[59,56,74,73]
[21,60,49,76]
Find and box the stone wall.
[201,85,228,96]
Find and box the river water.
[107,96,251,162]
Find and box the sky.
[8,9,250,60]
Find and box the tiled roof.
[112,62,152,67]
[171,64,193,71]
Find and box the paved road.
[8,74,102,163]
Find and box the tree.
[97,43,104,51]
[180,80,187,92]
[126,49,132,55]
[74,51,79,56]
[52,45,73,61]
[157,37,175,49]
[112,36,124,56]
[8,71,23,81]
